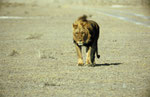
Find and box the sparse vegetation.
[9,50,19,56]
[25,33,42,40]
[0,1,149,97]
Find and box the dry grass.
[25,33,42,40]
[9,50,19,56]
[0,2,25,7]
[38,49,56,59]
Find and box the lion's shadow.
[95,63,122,67]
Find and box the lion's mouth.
[77,42,83,46]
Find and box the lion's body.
[72,15,100,66]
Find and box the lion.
[72,15,100,66]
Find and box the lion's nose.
[79,39,82,41]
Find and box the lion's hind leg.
[90,45,96,66]
[86,46,96,67]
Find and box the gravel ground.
[0,3,150,97]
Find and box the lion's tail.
[78,15,87,21]
[96,53,100,58]
[96,43,100,59]
[96,49,100,59]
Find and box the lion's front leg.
[75,44,84,66]
[86,46,92,65]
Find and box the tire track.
[94,9,150,27]
[71,6,150,27]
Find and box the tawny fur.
[73,15,100,66]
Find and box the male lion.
[73,15,100,66]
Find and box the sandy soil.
[0,3,150,97]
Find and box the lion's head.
[72,15,91,46]
[72,22,88,46]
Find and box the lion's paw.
[86,63,95,67]
[77,63,84,66]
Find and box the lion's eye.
[75,32,79,35]
[81,32,84,34]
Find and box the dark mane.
[78,15,87,21]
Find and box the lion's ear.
[73,23,78,29]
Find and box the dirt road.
[0,3,150,97]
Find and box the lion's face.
[73,22,89,46]
[73,29,87,46]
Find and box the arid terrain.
[0,3,150,97]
